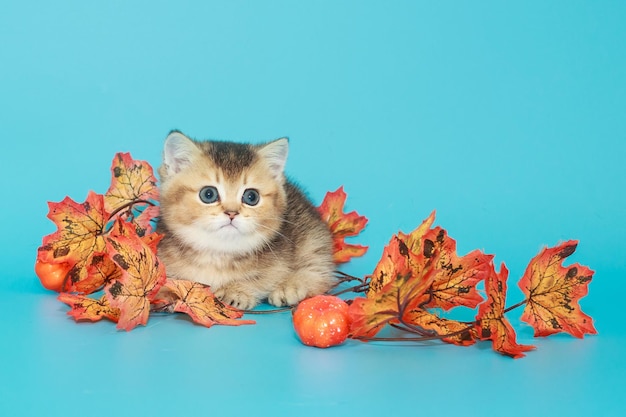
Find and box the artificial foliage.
[35,152,596,358]
[36,153,253,330]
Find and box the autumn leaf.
[108,216,163,252]
[518,241,596,338]
[332,240,369,264]
[348,276,414,339]
[402,309,476,346]
[68,218,163,295]
[364,212,436,298]
[105,226,166,331]
[104,152,159,214]
[349,237,436,339]
[397,210,436,255]
[351,231,476,343]
[133,204,160,235]
[58,293,120,323]
[420,227,493,311]
[156,280,256,327]
[365,235,425,297]
[318,187,368,263]
[476,264,535,358]
[371,212,491,311]
[318,187,368,236]
[36,191,108,292]
[73,252,123,294]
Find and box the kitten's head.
[158,131,289,254]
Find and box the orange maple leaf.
[104,152,159,214]
[365,212,436,298]
[402,309,476,346]
[476,264,535,358]
[73,251,123,294]
[369,212,492,311]
[36,191,109,292]
[133,204,160,235]
[518,241,596,338]
[58,293,120,323]
[108,216,163,251]
[318,187,368,264]
[397,210,436,254]
[419,227,493,311]
[349,233,477,344]
[348,236,435,339]
[105,226,166,331]
[350,212,497,347]
[365,235,426,297]
[156,279,256,327]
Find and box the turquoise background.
[2,1,625,416]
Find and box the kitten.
[156,131,336,310]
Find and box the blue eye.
[242,189,260,206]
[199,186,219,204]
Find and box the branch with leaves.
[35,153,254,331]
[35,152,596,359]
[318,195,596,358]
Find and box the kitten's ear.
[162,131,199,176]
[258,137,289,180]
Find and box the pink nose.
[225,211,238,220]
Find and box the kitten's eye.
[199,186,220,204]
[242,189,260,206]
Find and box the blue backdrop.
[1,1,624,416]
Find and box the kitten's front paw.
[268,282,309,307]
[214,287,259,310]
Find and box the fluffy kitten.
[156,131,335,310]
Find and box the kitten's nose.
[224,211,239,220]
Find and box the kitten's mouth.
[219,222,240,232]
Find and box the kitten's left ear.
[258,138,289,179]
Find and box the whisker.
[254,222,296,246]
[254,215,300,227]
[259,234,281,262]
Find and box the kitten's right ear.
[258,137,289,180]
[162,131,199,176]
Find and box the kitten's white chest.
[181,247,257,289]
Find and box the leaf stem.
[334,270,364,281]
[398,318,438,336]
[354,324,474,343]
[243,306,294,315]
[503,299,528,314]
[107,199,156,223]
[330,283,369,297]
[389,322,433,337]
[329,270,369,296]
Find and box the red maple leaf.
[154,279,256,328]
[318,187,368,263]
[518,241,597,338]
[476,264,535,358]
